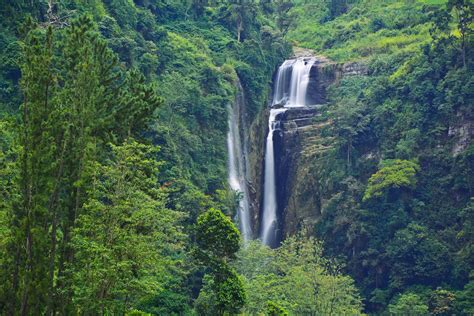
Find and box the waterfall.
[227,80,252,241]
[272,57,315,107]
[260,108,287,246]
[272,59,294,106]
[260,57,315,247]
[289,58,315,106]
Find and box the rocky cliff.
[245,105,267,236]
[246,54,368,240]
[280,58,368,237]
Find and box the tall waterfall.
[260,108,287,246]
[260,57,315,247]
[227,80,252,241]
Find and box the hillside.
[282,0,473,313]
[0,0,473,315]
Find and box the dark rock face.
[448,112,473,156]
[271,59,368,238]
[246,108,268,235]
[307,63,337,105]
[342,62,369,76]
[273,107,322,240]
[306,59,368,105]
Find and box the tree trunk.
[20,95,33,316]
[237,18,243,42]
[47,139,66,315]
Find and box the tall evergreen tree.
[71,140,185,314]
[3,15,162,314]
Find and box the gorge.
[230,55,345,247]
[230,52,372,247]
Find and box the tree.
[330,82,371,169]
[219,0,258,42]
[456,278,474,315]
[195,208,245,315]
[327,0,348,20]
[4,15,162,314]
[0,119,20,313]
[212,266,246,315]
[429,288,456,315]
[387,224,450,290]
[388,293,429,316]
[265,301,289,316]
[274,0,295,35]
[191,0,208,17]
[14,23,57,315]
[458,199,474,274]
[363,160,420,201]
[196,208,240,263]
[235,237,364,315]
[448,0,473,67]
[71,140,185,314]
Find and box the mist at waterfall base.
[260,57,315,247]
[227,81,252,241]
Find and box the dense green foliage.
[363,159,420,201]
[72,140,185,314]
[287,0,473,314]
[0,0,472,315]
[289,0,451,62]
[235,234,364,315]
[0,0,293,314]
[194,208,245,314]
[388,292,429,315]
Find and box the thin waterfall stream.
[260,108,287,246]
[227,79,252,241]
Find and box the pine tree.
[4,15,162,314]
[71,140,184,314]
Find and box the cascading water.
[260,108,287,246]
[227,80,252,241]
[272,59,294,106]
[260,57,315,247]
[272,57,315,107]
[289,58,315,106]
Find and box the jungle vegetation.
[0,0,472,315]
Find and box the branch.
[39,0,75,29]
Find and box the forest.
[0,0,472,315]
